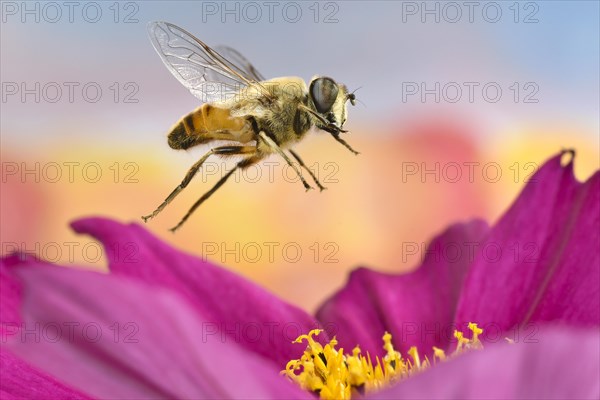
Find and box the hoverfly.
[142,22,359,232]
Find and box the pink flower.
[1,151,598,399]
[317,152,599,356]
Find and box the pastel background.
[1,1,598,311]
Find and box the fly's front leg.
[257,131,313,191]
[329,131,360,155]
[298,104,359,155]
[289,149,326,191]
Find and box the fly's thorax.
[263,76,308,101]
[227,77,305,118]
[230,77,311,145]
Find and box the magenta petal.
[6,265,309,399]
[2,254,72,400]
[70,217,324,366]
[1,349,91,399]
[316,220,490,356]
[1,254,55,334]
[1,256,23,329]
[455,152,600,330]
[376,326,600,399]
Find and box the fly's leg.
[169,152,263,233]
[288,149,326,191]
[142,145,255,223]
[297,104,359,155]
[258,131,313,191]
[329,132,360,155]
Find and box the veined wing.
[147,21,265,103]
[214,45,266,82]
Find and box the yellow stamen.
[432,346,446,362]
[284,323,484,399]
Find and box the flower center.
[284,322,483,399]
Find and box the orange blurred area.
[1,115,598,312]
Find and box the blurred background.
[2,1,599,312]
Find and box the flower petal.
[6,264,309,399]
[1,254,55,335]
[70,217,324,366]
[0,255,24,329]
[316,220,490,356]
[0,349,90,400]
[1,251,72,400]
[455,151,600,331]
[376,326,600,399]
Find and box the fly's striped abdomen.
[167,104,249,150]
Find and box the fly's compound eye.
[310,77,339,114]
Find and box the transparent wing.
[147,21,260,103]
[214,45,266,82]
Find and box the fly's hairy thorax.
[227,77,313,148]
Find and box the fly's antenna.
[346,86,367,108]
[347,87,365,107]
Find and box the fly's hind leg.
[142,145,255,223]
[257,131,313,191]
[289,149,326,191]
[169,151,263,233]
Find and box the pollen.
[284,323,484,399]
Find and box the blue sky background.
[2,1,599,149]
